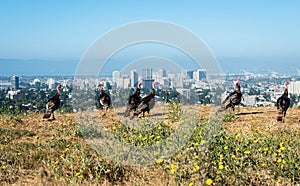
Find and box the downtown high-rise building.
[11,76,19,90]
[289,81,300,96]
[130,70,138,88]
[112,71,121,83]
[193,69,207,81]
[142,68,153,80]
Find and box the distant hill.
[0,57,299,76]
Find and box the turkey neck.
[100,88,104,94]
[150,89,155,97]
[57,87,61,96]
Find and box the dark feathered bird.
[132,82,157,118]
[43,84,62,120]
[124,82,142,117]
[221,77,243,111]
[98,83,111,111]
[276,82,290,122]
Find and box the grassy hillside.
[0,104,299,185]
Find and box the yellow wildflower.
[219,164,224,170]
[224,146,228,150]
[194,165,200,171]
[205,178,213,185]
[244,150,250,155]
[264,147,269,151]
[188,182,193,186]
[280,146,285,151]
[75,172,81,177]
[219,154,224,160]
[277,158,282,163]
[280,142,284,146]
[156,158,163,163]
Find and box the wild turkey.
[276,82,290,122]
[132,82,157,118]
[124,82,142,117]
[43,84,62,120]
[98,83,111,111]
[221,77,243,111]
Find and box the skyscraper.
[112,71,121,83]
[142,68,153,80]
[11,76,19,90]
[158,69,167,78]
[186,70,194,79]
[142,79,155,90]
[289,81,300,96]
[193,69,207,81]
[130,70,138,88]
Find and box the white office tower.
[130,70,138,88]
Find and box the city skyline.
[2,72,300,108]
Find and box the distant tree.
[249,88,260,95]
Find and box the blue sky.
[0,1,300,74]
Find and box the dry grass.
[223,107,300,134]
[0,104,299,185]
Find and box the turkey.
[43,84,62,120]
[276,82,290,122]
[124,82,142,117]
[98,83,111,111]
[132,82,157,118]
[221,77,243,111]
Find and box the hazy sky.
[0,1,300,74]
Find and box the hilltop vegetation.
[0,104,299,185]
